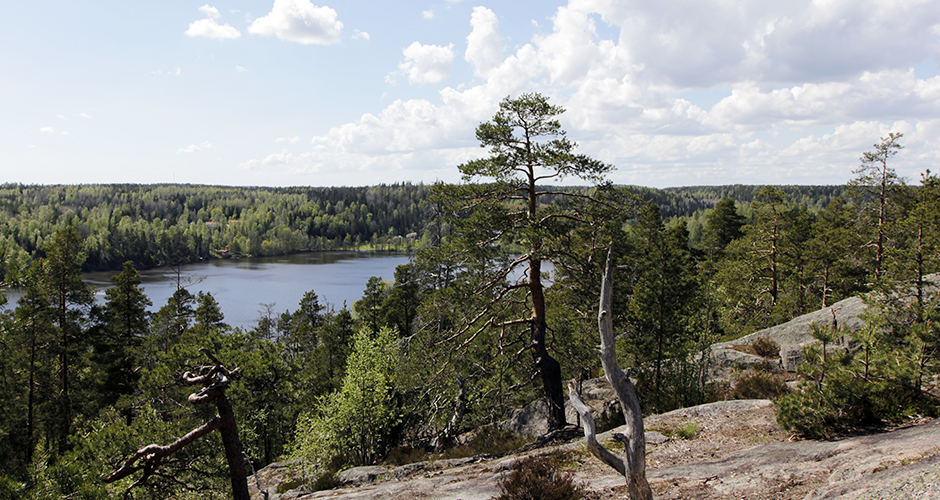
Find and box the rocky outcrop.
[710,295,867,373]
[711,273,940,374]
[251,400,940,500]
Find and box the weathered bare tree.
[106,348,251,500]
[568,246,653,500]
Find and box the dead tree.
[568,246,653,500]
[107,348,250,500]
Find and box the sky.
[3,0,940,189]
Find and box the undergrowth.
[493,453,586,500]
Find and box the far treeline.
[0,181,843,278]
[1,94,937,499]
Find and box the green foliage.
[0,183,433,277]
[847,132,909,281]
[494,453,586,500]
[91,261,150,411]
[776,371,878,439]
[702,197,745,253]
[777,300,940,439]
[290,326,402,476]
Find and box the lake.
[1,252,553,330]
[21,252,412,330]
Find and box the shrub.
[441,429,527,460]
[776,306,940,439]
[494,454,585,500]
[731,370,790,400]
[775,374,876,439]
[752,337,780,358]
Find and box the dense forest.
[0,183,434,278]
[0,181,844,282]
[0,109,937,498]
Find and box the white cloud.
[465,7,502,79]
[240,0,940,187]
[352,29,370,40]
[57,114,67,119]
[248,0,342,45]
[236,65,248,72]
[62,131,70,135]
[185,4,241,40]
[152,68,182,76]
[40,127,54,134]
[177,141,213,154]
[79,113,92,118]
[422,10,435,20]
[396,42,455,85]
[276,136,301,144]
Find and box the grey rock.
[645,430,671,445]
[334,465,390,486]
[711,295,867,373]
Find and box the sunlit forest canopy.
[0,182,845,277]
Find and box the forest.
[0,97,937,499]
[0,181,844,281]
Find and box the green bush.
[290,326,402,476]
[776,374,875,439]
[494,454,585,500]
[776,305,940,439]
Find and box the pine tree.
[39,227,94,455]
[93,261,151,410]
[848,133,908,281]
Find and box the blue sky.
[4,0,940,188]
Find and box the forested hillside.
[1,136,937,498]
[0,182,844,281]
[0,183,433,277]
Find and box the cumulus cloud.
[422,10,435,20]
[465,7,502,78]
[40,127,54,134]
[276,136,301,144]
[248,0,342,45]
[236,65,248,72]
[396,42,455,85]
[352,29,370,40]
[177,141,213,154]
[185,4,241,40]
[241,0,940,187]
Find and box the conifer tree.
[428,93,621,429]
[93,261,151,410]
[848,132,908,281]
[40,226,94,455]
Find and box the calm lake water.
[7,252,412,330]
[1,252,554,330]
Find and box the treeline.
[0,183,433,277]
[0,182,850,282]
